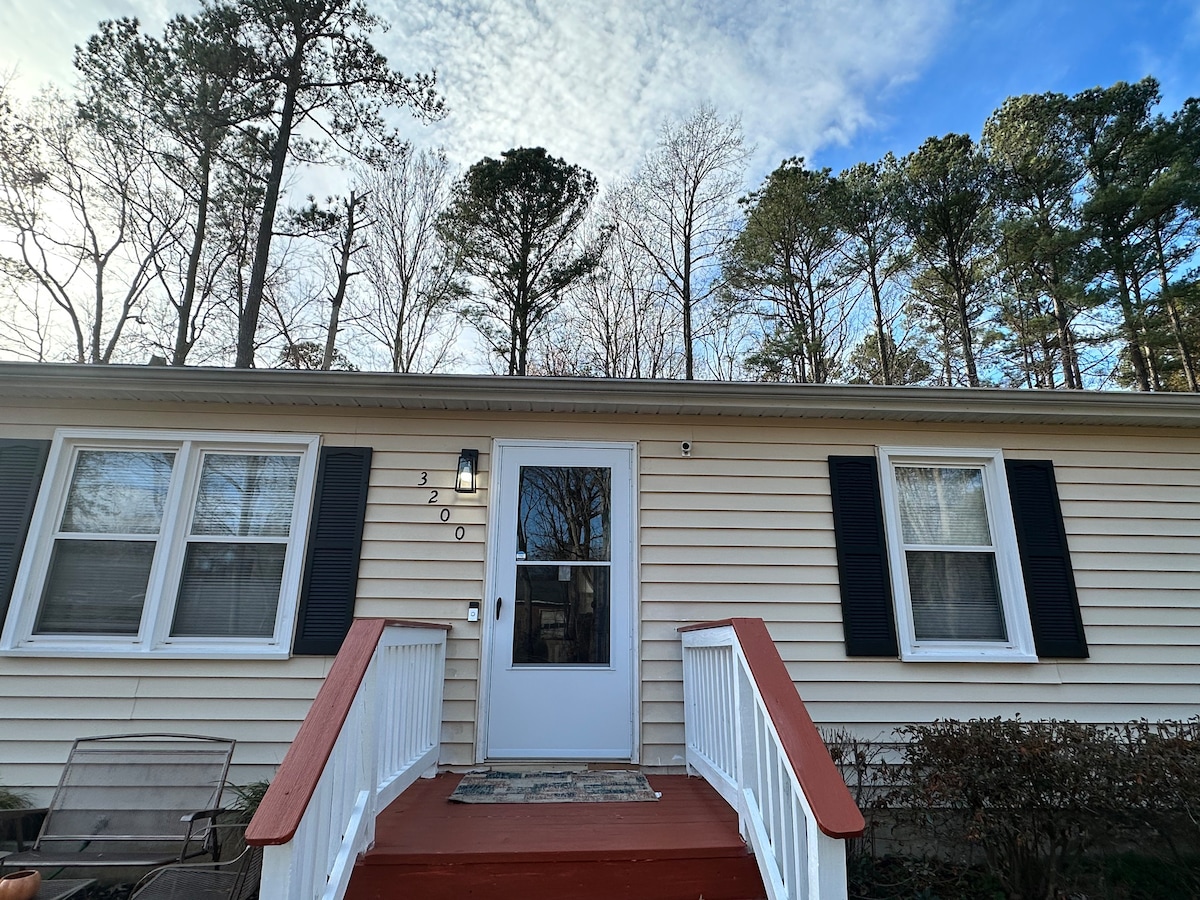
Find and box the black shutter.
[828,456,899,657]
[0,439,51,624]
[1005,459,1088,658]
[293,446,372,655]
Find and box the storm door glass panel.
[514,566,610,664]
[36,449,175,635]
[170,453,299,638]
[517,466,610,561]
[514,466,611,664]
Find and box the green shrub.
[0,783,30,810]
[228,779,270,825]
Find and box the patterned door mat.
[449,770,659,804]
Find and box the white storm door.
[484,442,635,759]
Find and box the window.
[877,448,1036,661]
[828,449,1089,662]
[2,430,320,657]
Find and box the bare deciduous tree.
[355,148,461,373]
[548,191,684,379]
[620,104,749,380]
[0,85,169,363]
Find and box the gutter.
[3,362,1200,428]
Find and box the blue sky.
[1,0,1198,188]
[812,0,1200,175]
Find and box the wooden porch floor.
[347,773,765,900]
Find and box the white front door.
[484,441,636,759]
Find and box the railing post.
[681,642,695,778]
[815,831,849,900]
[733,647,754,845]
[359,653,380,856]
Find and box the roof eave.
[3,362,1200,428]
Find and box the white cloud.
[0,0,183,95]
[0,0,951,186]
[375,0,952,182]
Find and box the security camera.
[681,441,692,457]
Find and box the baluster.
[778,751,795,896]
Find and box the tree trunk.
[867,263,891,385]
[682,240,694,381]
[174,148,213,366]
[956,287,979,387]
[1152,225,1197,391]
[321,192,362,371]
[1115,265,1151,391]
[237,53,304,368]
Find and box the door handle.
[495,597,502,620]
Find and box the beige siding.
[1,399,1199,793]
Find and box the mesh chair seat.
[131,845,262,900]
[1,734,235,872]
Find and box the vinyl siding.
[0,399,1198,793]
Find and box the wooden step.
[345,773,766,900]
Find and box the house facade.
[1,363,1198,799]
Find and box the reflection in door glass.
[514,565,610,665]
[517,467,610,561]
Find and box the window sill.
[900,648,1039,663]
[0,644,292,660]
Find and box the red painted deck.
[346,773,766,900]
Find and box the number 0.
[440,508,451,522]
[455,526,465,541]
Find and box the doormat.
[449,770,659,804]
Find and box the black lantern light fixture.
[455,449,479,493]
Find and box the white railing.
[248,619,450,900]
[681,618,863,900]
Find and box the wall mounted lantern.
[455,449,479,493]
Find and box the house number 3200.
[419,472,466,540]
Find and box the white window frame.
[1,428,321,659]
[877,446,1037,663]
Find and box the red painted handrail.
[246,618,451,846]
[680,617,866,839]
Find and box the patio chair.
[130,844,262,900]
[0,733,235,871]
